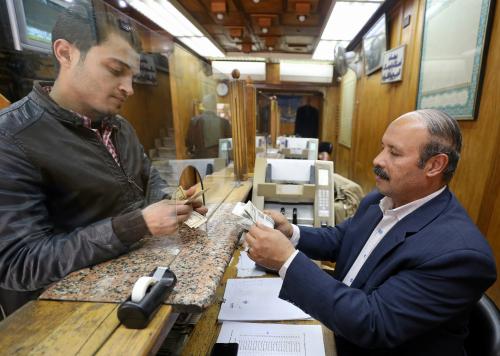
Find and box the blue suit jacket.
[279,188,496,356]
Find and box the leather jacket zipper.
[111,126,144,194]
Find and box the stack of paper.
[217,322,325,356]
[218,278,311,321]
[236,251,267,277]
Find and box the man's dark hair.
[319,141,333,155]
[414,109,462,182]
[51,1,142,68]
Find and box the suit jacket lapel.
[350,188,452,289]
[335,204,382,281]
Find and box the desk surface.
[181,248,337,356]
[0,176,252,355]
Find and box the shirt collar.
[379,186,447,221]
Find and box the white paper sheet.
[217,321,325,356]
[236,252,267,277]
[218,278,311,321]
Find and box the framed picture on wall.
[362,14,387,76]
[416,0,494,119]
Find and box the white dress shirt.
[279,187,446,281]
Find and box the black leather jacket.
[0,83,166,315]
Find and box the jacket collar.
[29,81,120,128]
[344,188,452,288]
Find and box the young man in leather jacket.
[0,2,206,316]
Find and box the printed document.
[218,278,311,321]
[236,251,267,277]
[217,321,325,356]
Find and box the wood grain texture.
[120,72,172,152]
[229,80,249,181]
[0,301,117,355]
[266,62,280,84]
[246,84,257,174]
[96,305,173,356]
[270,97,280,147]
[321,86,340,150]
[169,45,219,159]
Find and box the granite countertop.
[40,202,242,312]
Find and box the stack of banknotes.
[231,201,274,230]
[174,186,208,229]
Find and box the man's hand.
[263,210,293,238]
[245,223,296,271]
[142,200,192,236]
[184,185,208,216]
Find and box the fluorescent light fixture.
[312,40,350,60]
[320,1,381,41]
[212,61,266,81]
[179,37,225,58]
[126,0,224,58]
[312,1,381,60]
[280,60,333,83]
[210,56,266,61]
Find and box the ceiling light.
[127,0,224,58]
[297,14,307,22]
[280,60,333,83]
[179,37,225,58]
[262,27,268,34]
[320,1,381,41]
[212,60,266,81]
[268,46,273,51]
[216,13,224,20]
[118,0,127,8]
[252,0,260,3]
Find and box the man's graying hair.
[51,0,141,69]
[413,109,462,182]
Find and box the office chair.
[464,294,500,356]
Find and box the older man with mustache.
[245,109,496,356]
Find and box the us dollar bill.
[184,210,207,229]
[231,201,274,230]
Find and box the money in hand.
[231,201,274,230]
[244,201,274,228]
[174,186,187,201]
[184,210,207,229]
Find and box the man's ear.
[425,153,449,178]
[52,39,77,70]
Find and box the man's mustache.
[373,166,390,180]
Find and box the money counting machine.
[252,157,335,227]
[276,136,318,160]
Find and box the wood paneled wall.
[168,45,219,159]
[333,0,500,303]
[116,14,175,153]
[119,72,172,152]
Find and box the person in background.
[318,141,333,161]
[0,2,207,317]
[185,94,232,159]
[245,109,496,355]
[294,96,319,138]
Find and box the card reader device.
[117,267,177,329]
